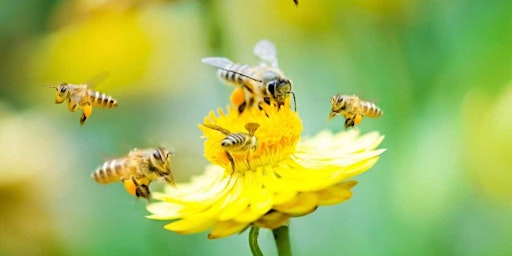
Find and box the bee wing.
[202,123,232,135]
[202,57,235,69]
[244,122,260,136]
[253,39,279,67]
[85,71,110,89]
[202,57,262,83]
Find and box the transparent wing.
[202,57,262,83]
[253,39,278,67]
[202,57,235,69]
[86,71,110,88]
[244,122,260,136]
[202,123,231,135]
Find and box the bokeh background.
[1,0,511,255]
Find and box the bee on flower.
[142,40,385,256]
[202,39,296,113]
[147,101,385,239]
[201,122,260,173]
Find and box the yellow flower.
[147,100,385,239]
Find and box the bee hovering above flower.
[91,147,175,200]
[201,122,260,173]
[329,94,383,128]
[202,39,296,113]
[45,72,118,125]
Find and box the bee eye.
[153,150,161,159]
[59,87,67,93]
[267,81,276,94]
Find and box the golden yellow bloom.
[147,101,385,239]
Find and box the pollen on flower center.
[199,103,302,173]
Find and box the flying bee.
[202,39,296,113]
[45,74,118,125]
[202,123,260,172]
[329,94,383,128]
[91,147,175,200]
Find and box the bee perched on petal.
[45,73,118,125]
[201,122,260,173]
[91,147,175,200]
[329,94,383,128]
[202,39,296,113]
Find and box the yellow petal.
[254,211,290,230]
[218,179,249,221]
[233,171,274,222]
[164,218,216,234]
[208,220,248,239]
[273,192,318,216]
[315,181,356,205]
[146,202,183,220]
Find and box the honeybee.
[202,39,296,113]
[202,123,260,172]
[329,94,383,128]
[91,147,175,200]
[45,76,118,125]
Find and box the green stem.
[249,226,263,256]
[273,226,292,256]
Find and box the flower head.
[147,95,384,239]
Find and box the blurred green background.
[1,0,511,255]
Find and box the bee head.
[55,83,70,103]
[266,78,296,111]
[329,95,347,119]
[151,147,174,176]
[267,79,293,102]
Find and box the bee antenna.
[44,84,57,89]
[289,92,297,111]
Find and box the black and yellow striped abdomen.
[359,101,383,118]
[87,89,118,108]
[221,133,252,151]
[217,63,255,88]
[91,158,134,184]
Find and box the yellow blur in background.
[0,0,511,255]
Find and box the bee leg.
[225,151,235,174]
[121,177,138,197]
[344,117,355,128]
[246,150,252,170]
[353,114,363,126]
[79,112,87,126]
[257,101,270,118]
[80,103,93,126]
[237,101,247,114]
[135,184,151,200]
[67,100,78,112]
[131,176,151,200]
[83,103,93,118]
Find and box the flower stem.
[249,226,263,256]
[273,226,292,256]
